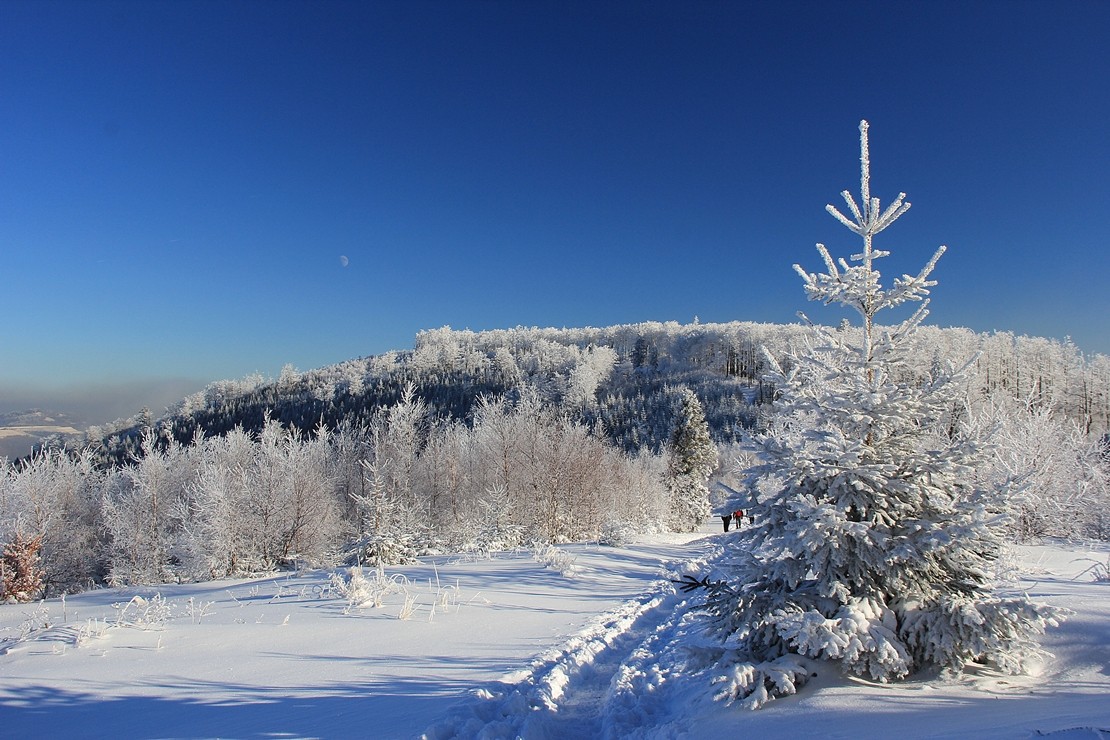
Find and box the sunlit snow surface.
[1,522,1106,739]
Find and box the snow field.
[0,529,713,739]
[0,529,1106,739]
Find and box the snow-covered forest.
[3,315,1109,600]
[2,387,677,596]
[66,313,1110,466]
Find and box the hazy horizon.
[0,377,208,427]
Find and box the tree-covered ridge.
[75,318,1110,469]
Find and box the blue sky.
[3,0,1109,420]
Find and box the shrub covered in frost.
[598,518,640,547]
[531,543,579,577]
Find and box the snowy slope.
[1,524,1107,739]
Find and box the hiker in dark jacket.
[721,512,733,532]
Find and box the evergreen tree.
[710,121,1064,708]
[665,388,718,531]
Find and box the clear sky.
[3,0,1109,420]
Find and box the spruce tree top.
[794,120,946,383]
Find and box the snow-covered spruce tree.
[665,388,718,531]
[348,385,429,566]
[709,121,1064,708]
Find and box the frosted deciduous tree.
[175,429,253,578]
[970,394,1110,541]
[102,431,197,585]
[468,391,600,542]
[162,420,342,578]
[711,121,1064,708]
[665,388,717,531]
[415,390,669,548]
[468,393,535,540]
[565,344,618,409]
[378,382,429,514]
[1,448,105,595]
[524,409,607,542]
[417,421,471,534]
[247,418,339,569]
[330,421,374,534]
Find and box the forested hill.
[77,320,1110,466]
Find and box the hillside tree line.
[4,315,1109,599]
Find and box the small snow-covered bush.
[113,594,174,630]
[397,590,419,621]
[1074,555,1110,583]
[185,597,215,624]
[16,603,53,640]
[598,518,639,547]
[330,565,408,611]
[461,495,527,556]
[531,543,579,577]
[75,618,110,647]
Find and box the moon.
[339,255,349,268]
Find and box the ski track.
[423,548,713,740]
[423,588,677,740]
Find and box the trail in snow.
[514,590,676,739]
[421,588,681,740]
[422,533,719,740]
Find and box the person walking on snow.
[721,512,733,532]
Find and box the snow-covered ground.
[1,522,1107,739]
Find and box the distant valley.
[0,409,84,460]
